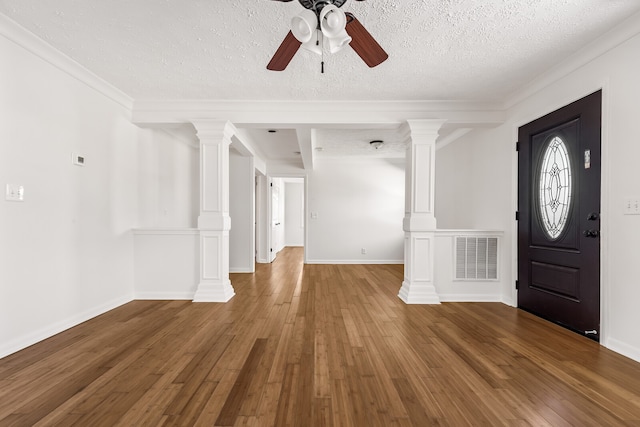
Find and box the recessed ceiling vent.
[455,236,498,280]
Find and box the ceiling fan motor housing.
[299,0,347,14]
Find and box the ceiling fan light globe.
[301,31,323,55]
[319,5,347,38]
[291,9,317,43]
[327,13,341,30]
[297,22,310,37]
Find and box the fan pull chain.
[320,31,325,74]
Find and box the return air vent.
[455,236,498,280]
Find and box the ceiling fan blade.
[267,31,302,71]
[345,13,388,68]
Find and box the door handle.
[583,229,600,238]
[587,212,600,221]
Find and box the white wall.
[229,149,255,272]
[284,180,304,247]
[255,174,271,263]
[436,128,512,231]
[306,158,405,263]
[435,30,640,362]
[136,128,198,228]
[133,230,198,299]
[271,178,286,256]
[0,32,138,357]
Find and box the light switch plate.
[5,184,24,201]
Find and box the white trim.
[229,268,254,273]
[435,229,504,237]
[0,295,133,359]
[510,121,520,309]
[134,292,194,301]
[605,338,640,364]
[438,294,502,303]
[501,294,516,307]
[132,99,505,126]
[504,11,640,109]
[599,79,612,345]
[305,259,403,265]
[0,13,133,111]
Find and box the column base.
[193,279,235,303]
[398,280,441,304]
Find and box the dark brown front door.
[517,90,601,341]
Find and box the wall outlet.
[624,197,640,215]
[5,184,24,202]
[361,248,367,255]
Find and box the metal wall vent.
[455,236,498,280]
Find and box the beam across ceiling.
[131,100,505,128]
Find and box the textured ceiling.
[315,128,406,158]
[2,0,639,165]
[1,0,639,102]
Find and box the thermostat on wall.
[72,153,85,166]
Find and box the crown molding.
[0,13,133,111]
[504,10,640,109]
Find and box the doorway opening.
[256,176,306,264]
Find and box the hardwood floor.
[1,247,640,426]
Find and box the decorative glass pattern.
[539,136,572,240]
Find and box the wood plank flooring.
[1,246,640,426]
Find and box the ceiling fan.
[267,0,388,71]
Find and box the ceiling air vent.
[455,236,498,280]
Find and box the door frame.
[510,83,611,344]
[256,174,307,264]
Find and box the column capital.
[400,119,447,144]
[191,119,237,143]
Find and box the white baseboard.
[438,294,503,302]
[305,259,403,265]
[230,268,254,273]
[0,294,133,359]
[134,292,195,300]
[501,296,517,307]
[605,337,640,364]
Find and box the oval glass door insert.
[539,136,572,240]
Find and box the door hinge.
[515,280,519,290]
[270,248,273,252]
[270,183,273,187]
[515,141,520,151]
[515,211,520,221]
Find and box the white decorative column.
[192,120,235,302]
[398,119,446,304]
